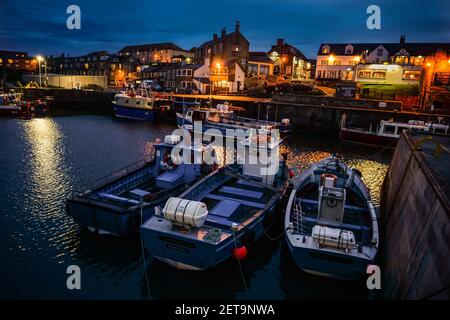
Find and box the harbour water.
[0,115,391,299]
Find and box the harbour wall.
[380,131,450,299]
[24,88,115,115]
[22,88,442,133]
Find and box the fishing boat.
[113,83,173,121]
[0,93,50,118]
[284,157,378,280]
[176,102,292,137]
[141,132,290,270]
[0,93,23,117]
[340,114,449,147]
[66,135,215,236]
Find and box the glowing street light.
[36,55,46,87]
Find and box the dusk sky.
[1,0,449,58]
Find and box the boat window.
[136,100,140,105]
[147,102,152,106]
[125,99,129,103]
[192,111,206,121]
[187,111,192,117]
[383,125,396,134]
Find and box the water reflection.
[1,116,391,299]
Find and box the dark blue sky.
[1,0,449,58]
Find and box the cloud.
[0,0,448,58]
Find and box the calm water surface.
[0,115,391,299]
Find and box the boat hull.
[66,198,156,236]
[286,238,373,281]
[141,211,269,270]
[113,104,156,121]
[340,128,397,147]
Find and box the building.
[194,22,249,93]
[247,52,274,78]
[47,51,142,86]
[47,51,111,77]
[267,39,310,79]
[118,43,193,64]
[315,37,450,83]
[0,50,37,73]
[141,63,205,93]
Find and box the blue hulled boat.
[66,135,214,236]
[141,134,290,270]
[176,102,292,137]
[284,157,379,280]
[113,84,172,121]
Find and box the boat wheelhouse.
[66,135,214,236]
[284,157,378,280]
[141,132,290,270]
[340,114,449,147]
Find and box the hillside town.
[1,21,449,112]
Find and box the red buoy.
[232,246,247,260]
[288,170,295,179]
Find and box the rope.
[232,230,251,299]
[366,138,398,159]
[139,200,151,300]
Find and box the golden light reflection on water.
[18,118,76,258]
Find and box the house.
[194,21,249,93]
[0,50,37,73]
[315,36,450,83]
[118,43,193,64]
[267,39,310,79]
[141,62,205,93]
[247,52,274,79]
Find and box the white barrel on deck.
[163,197,208,228]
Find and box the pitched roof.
[198,30,249,49]
[119,42,187,53]
[249,52,273,64]
[268,41,308,61]
[317,43,450,56]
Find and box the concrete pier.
[380,131,450,299]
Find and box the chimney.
[221,27,226,37]
[400,35,406,44]
[235,21,240,33]
[277,38,284,46]
[213,33,218,41]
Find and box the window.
[321,60,328,66]
[377,49,384,57]
[247,63,258,75]
[172,81,175,87]
[345,45,354,54]
[402,70,421,80]
[260,65,269,75]
[186,69,192,76]
[322,45,330,54]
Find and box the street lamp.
[36,55,47,87]
[37,55,43,87]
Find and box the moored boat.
[176,102,292,137]
[140,133,290,270]
[66,135,214,236]
[284,157,379,280]
[113,84,173,121]
[0,93,50,118]
[340,114,449,147]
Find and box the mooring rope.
[232,230,251,299]
[139,200,151,300]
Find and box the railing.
[75,158,152,195]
